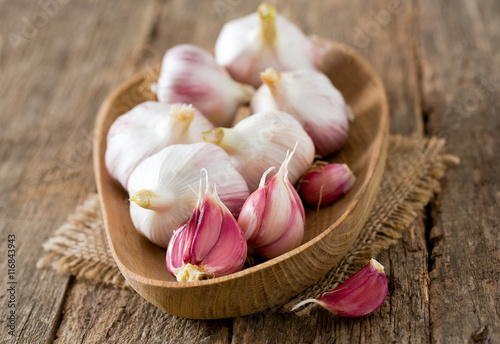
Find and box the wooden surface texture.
[0,0,498,343]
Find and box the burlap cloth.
[37,135,458,316]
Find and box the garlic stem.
[169,104,195,123]
[260,67,281,88]
[129,189,157,208]
[129,189,172,211]
[202,128,241,154]
[160,104,195,135]
[258,3,277,45]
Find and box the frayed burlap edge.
[37,135,458,310]
[36,195,129,288]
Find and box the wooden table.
[1,0,498,343]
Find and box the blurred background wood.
[0,0,498,343]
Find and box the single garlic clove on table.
[127,142,249,248]
[238,144,305,259]
[215,2,319,88]
[156,44,255,127]
[299,163,356,207]
[166,171,247,282]
[105,101,214,190]
[292,259,388,317]
[201,110,315,192]
[252,67,350,157]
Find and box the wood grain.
[54,282,230,344]
[0,1,159,342]
[94,38,388,318]
[1,0,497,342]
[232,0,431,342]
[418,0,500,342]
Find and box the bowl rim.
[93,40,389,290]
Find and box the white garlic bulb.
[251,68,350,156]
[105,102,214,190]
[215,3,318,88]
[202,110,315,192]
[128,143,249,248]
[156,44,255,127]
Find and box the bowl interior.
[94,41,388,289]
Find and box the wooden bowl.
[93,40,389,319]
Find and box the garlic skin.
[292,259,388,317]
[238,145,305,259]
[166,174,247,282]
[215,3,318,88]
[105,102,214,190]
[156,44,255,127]
[127,143,249,248]
[300,163,356,207]
[252,68,350,156]
[202,110,315,192]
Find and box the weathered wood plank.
[54,282,229,344]
[230,0,430,342]
[418,0,500,342]
[0,1,216,343]
[46,0,236,342]
[232,217,430,344]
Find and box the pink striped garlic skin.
[251,68,350,157]
[299,164,356,207]
[215,3,318,88]
[166,175,247,282]
[156,44,254,127]
[292,259,388,318]
[238,146,305,259]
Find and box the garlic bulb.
[156,44,255,127]
[105,102,214,190]
[252,67,350,156]
[166,172,247,282]
[215,3,319,88]
[201,110,315,192]
[300,163,356,207]
[128,143,249,248]
[238,145,305,259]
[292,259,388,317]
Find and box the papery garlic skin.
[300,163,356,207]
[215,3,318,88]
[166,175,247,282]
[238,146,305,259]
[292,259,388,318]
[128,143,249,248]
[202,110,315,192]
[156,44,255,127]
[252,68,349,156]
[105,101,214,190]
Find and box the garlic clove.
[299,163,356,207]
[252,67,350,156]
[105,101,214,190]
[215,3,319,88]
[156,44,255,127]
[201,110,315,192]
[166,174,247,281]
[238,145,305,259]
[292,259,388,317]
[128,142,249,248]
